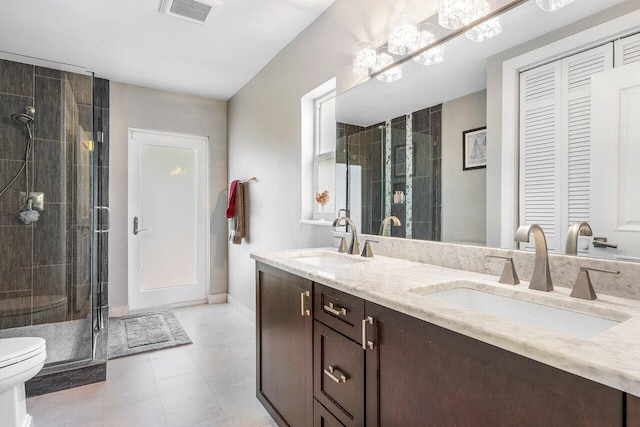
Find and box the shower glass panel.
[0,54,96,368]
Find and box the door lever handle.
[593,237,618,249]
[133,216,149,235]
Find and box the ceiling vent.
[159,0,222,24]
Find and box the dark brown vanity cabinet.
[364,301,624,427]
[256,263,313,427]
[257,264,631,426]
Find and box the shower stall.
[336,115,440,241]
[0,53,109,394]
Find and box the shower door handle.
[94,206,110,234]
[133,216,148,235]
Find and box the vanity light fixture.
[373,48,403,82]
[388,15,419,55]
[465,16,502,42]
[412,23,445,66]
[352,40,378,76]
[438,0,490,30]
[535,0,577,12]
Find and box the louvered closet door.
[519,44,613,254]
[560,45,613,251]
[615,32,640,67]
[519,62,563,252]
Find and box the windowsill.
[299,219,335,227]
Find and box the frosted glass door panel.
[141,145,197,290]
[128,128,208,310]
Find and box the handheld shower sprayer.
[1,106,37,214]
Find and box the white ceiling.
[0,0,335,100]
[337,0,630,127]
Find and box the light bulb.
[373,50,402,83]
[438,0,490,30]
[352,40,377,76]
[536,0,577,12]
[412,23,444,66]
[388,15,418,55]
[465,16,502,42]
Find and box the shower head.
[11,107,35,125]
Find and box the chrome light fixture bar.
[370,0,529,80]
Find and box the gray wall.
[442,90,487,245]
[109,82,227,312]
[227,0,402,311]
[485,1,640,247]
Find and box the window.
[300,78,336,224]
[313,91,336,218]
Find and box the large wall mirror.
[335,0,640,262]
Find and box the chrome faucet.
[565,222,593,255]
[332,216,359,255]
[514,224,553,292]
[379,216,401,236]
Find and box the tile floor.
[27,303,277,427]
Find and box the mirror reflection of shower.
[0,106,42,224]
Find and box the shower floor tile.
[27,303,277,427]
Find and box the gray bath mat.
[108,311,192,359]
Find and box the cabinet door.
[364,301,624,427]
[256,262,313,427]
[628,394,640,427]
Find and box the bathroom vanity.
[253,249,640,426]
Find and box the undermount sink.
[291,253,365,269]
[410,282,622,339]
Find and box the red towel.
[225,180,239,218]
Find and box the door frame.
[499,9,640,248]
[127,127,210,310]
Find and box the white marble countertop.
[251,248,640,397]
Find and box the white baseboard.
[109,305,130,317]
[227,294,255,323]
[208,293,227,304]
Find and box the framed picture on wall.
[463,127,487,171]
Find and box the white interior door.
[128,128,209,310]
[590,61,640,261]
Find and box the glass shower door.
[0,54,96,368]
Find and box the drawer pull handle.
[324,366,348,384]
[300,291,311,317]
[323,302,347,316]
[362,316,374,350]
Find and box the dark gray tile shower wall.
[0,59,109,330]
[339,104,441,241]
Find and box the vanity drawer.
[314,321,364,427]
[314,284,365,344]
[314,399,345,427]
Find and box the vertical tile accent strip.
[405,114,413,239]
[384,120,392,219]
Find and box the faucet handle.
[361,240,378,258]
[570,267,620,300]
[486,255,520,285]
[333,235,348,253]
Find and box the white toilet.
[0,338,46,427]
